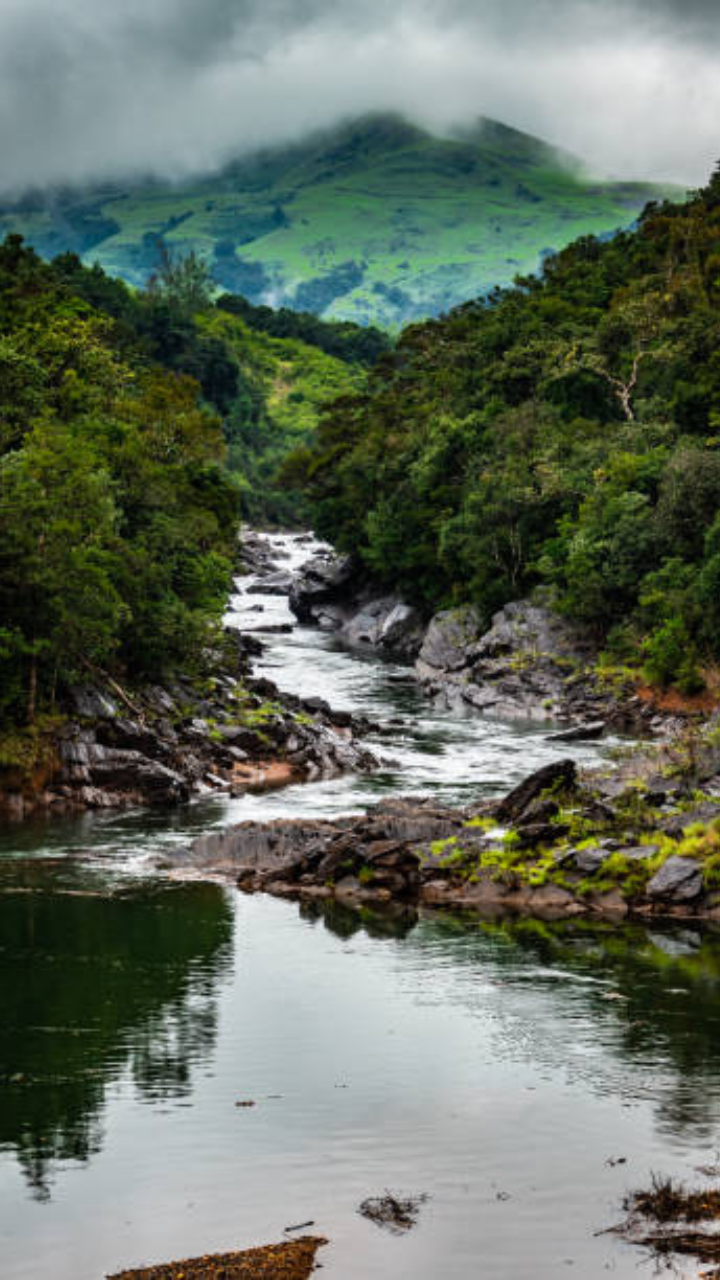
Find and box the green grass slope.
[0,115,679,327]
[198,307,365,521]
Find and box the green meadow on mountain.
[0,115,678,327]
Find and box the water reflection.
[300,897,418,941]
[304,900,720,1146]
[0,865,233,1200]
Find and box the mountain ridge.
[0,113,680,327]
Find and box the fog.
[0,0,718,193]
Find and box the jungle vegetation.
[287,167,720,694]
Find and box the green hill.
[0,115,679,327]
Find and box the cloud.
[0,0,717,194]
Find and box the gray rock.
[289,553,356,621]
[377,601,425,656]
[343,597,397,647]
[646,856,704,902]
[494,758,577,823]
[474,599,593,665]
[417,605,484,673]
[660,803,720,838]
[571,846,608,875]
[549,721,606,743]
[71,686,118,719]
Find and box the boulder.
[378,602,424,653]
[548,721,606,743]
[416,605,484,674]
[571,846,608,875]
[660,803,720,838]
[646,856,704,903]
[289,553,356,621]
[494,759,577,823]
[474,599,593,665]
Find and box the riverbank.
[288,541,710,739]
[173,750,720,922]
[0,626,376,822]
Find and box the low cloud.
[0,0,717,194]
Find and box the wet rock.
[246,571,294,595]
[303,696,331,716]
[289,552,356,621]
[494,759,577,823]
[549,721,606,742]
[288,549,425,657]
[646,856,704,902]
[378,601,425,653]
[246,623,294,634]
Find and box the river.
[1,533,719,1279]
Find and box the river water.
[1,533,720,1279]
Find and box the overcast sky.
[0,0,718,194]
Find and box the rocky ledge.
[288,546,692,738]
[0,636,376,821]
[172,755,720,922]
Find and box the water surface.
[2,864,720,1279]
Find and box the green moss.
[0,715,64,778]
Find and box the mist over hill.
[0,114,679,327]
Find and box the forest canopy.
[287,166,720,693]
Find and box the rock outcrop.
[288,550,425,659]
[286,545,689,736]
[415,598,647,732]
[172,760,720,922]
[0,643,377,821]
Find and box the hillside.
[0,115,678,327]
[287,167,720,694]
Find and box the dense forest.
[287,168,720,695]
[6,159,720,730]
[0,238,379,727]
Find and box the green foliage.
[289,172,720,686]
[642,618,704,694]
[0,237,238,726]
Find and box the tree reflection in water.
[0,865,233,1201]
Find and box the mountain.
[0,114,679,327]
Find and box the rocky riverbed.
[0,535,380,821]
[172,749,720,922]
[288,542,696,738]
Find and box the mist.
[0,0,718,195]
